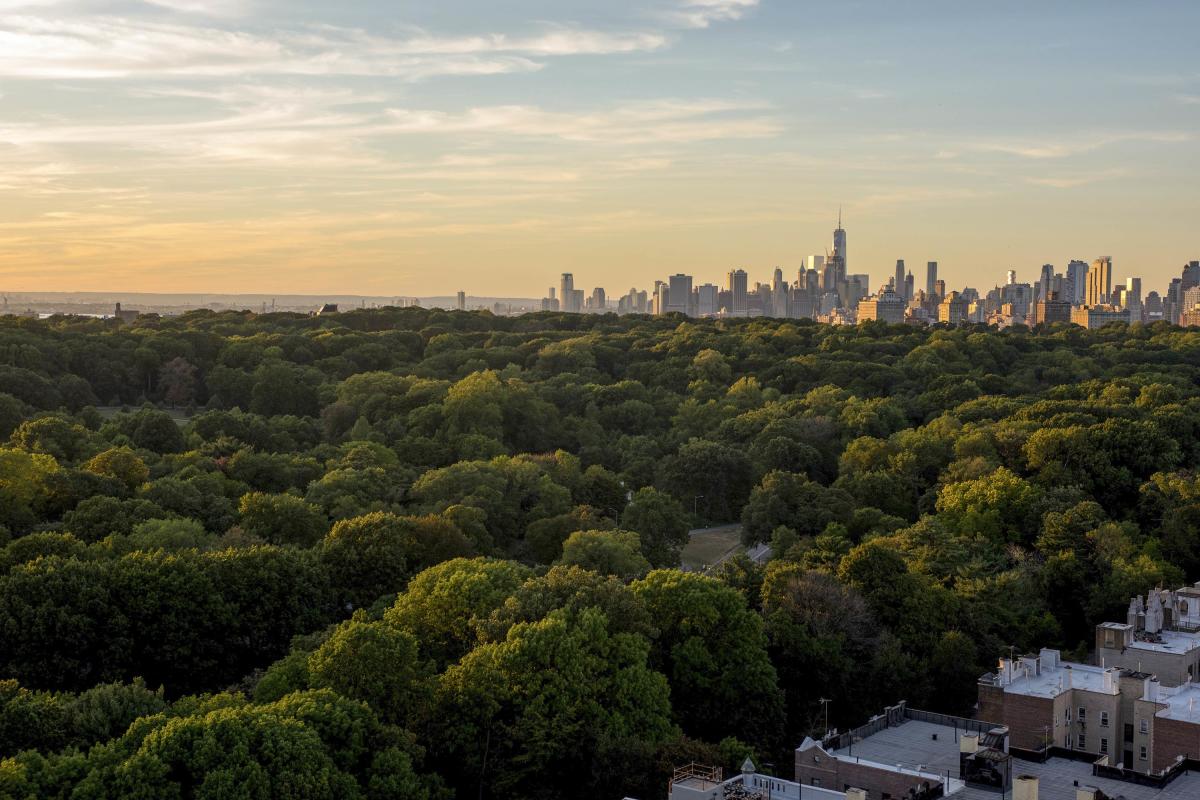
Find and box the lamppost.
[693,494,704,519]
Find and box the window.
[1140,719,1149,734]
[1078,707,1087,721]
[1101,738,1109,754]
[1066,735,1073,748]
[1101,711,1110,727]
[811,778,821,788]
[1140,746,1148,761]
[1079,734,1087,749]
[1066,708,1072,722]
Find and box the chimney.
[845,790,868,800]
[1064,666,1072,690]
[1014,775,1040,800]
[734,758,753,786]
[1040,649,1059,670]
[960,734,979,754]
[1148,678,1160,703]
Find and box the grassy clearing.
[680,525,743,572]
[95,406,192,426]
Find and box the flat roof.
[1155,683,1200,723]
[1003,662,1117,699]
[1126,629,1200,655]
[832,720,968,778]
[836,720,1200,800]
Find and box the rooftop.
[1154,683,1200,723]
[993,652,1119,699]
[835,720,1200,800]
[1126,629,1200,655]
[669,762,846,800]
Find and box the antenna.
[838,206,842,229]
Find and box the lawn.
[680,524,743,572]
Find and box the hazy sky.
[1,0,1197,297]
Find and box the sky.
[1,0,1198,298]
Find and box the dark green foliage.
[3,309,1200,798]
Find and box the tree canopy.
[2,308,1200,798]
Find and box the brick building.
[976,648,1163,770]
[1094,585,1200,687]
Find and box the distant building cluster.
[538,215,1200,329]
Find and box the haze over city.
[1,0,1198,297]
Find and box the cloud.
[853,89,890,101]
[1024,168,1130,189]
[0,91,781,171]
[1173,93,1200,106]
[142,0,249,16]
[0,16,666,79]
[379,100,781,144]
[965,131,1191,159]
[663,0,759,29]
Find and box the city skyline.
[1,0,1198,295]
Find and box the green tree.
[741,471,855,545]
[631,570,784,748]
[10,416,91,463]
[556,530,651,580]
[620,487,690,568]
[82,446,149,492]
[320,512,474,609]
[657,439,753,523]
[239,492,328,547]
[0,448,59,532]
[308,616,434,727]
[386,558,532,668]
[433,608,675,800]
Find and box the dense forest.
[1,308,1199,799]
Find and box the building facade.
[857,288,906,323]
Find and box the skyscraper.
[1183,261,1200,291]
[772,267,788,318]
[666,274,692,315]
[1086,257,1112,306]
[894,260,906,300]
[727,269,749,313]
[456,290,466,311]
[1006,269,1017,286]
[1038,264,1054,304]
[832,210,847,278]
[1065,260,1088,306]
[926,262,938,299]
[1125,277,1142,323]
[560,273,577,313]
